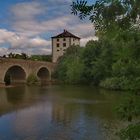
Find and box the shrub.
[26,74,39,85]
[100,77,140,90]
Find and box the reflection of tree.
[6,86,25,105]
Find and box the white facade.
[52,31,80,63]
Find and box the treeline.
[70,1,140,139]
[54,29,140,90]
[1,53,52,62]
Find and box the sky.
[0,0,97,56]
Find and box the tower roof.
[52,29,80,39]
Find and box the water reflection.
[0,85,122,140]
[6,86,25,105]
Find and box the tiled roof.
[52,30,80,39]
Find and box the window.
[63,38,66,41]
[57,38,59,42]
[57,43,59,47]
[63,43,66,47]
[57,49,59,51]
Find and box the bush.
[118,123,140,140]
[100,77,140,90]
[26,74,39,85]
[100,77,123,90]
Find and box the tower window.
[63,43,66,47]
[57,43,59,47]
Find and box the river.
[0,85,124,140]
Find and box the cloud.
[0,28,23,48]
[29,37,50,47]
[81,36,98,46]
[0,0,97,56]
[11,2,46,20]
[0,29,51,55]
[10,1,95,38]
[12,16,73,37]
[0,47,9,56]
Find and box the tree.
[71,0,140,33]
[7,53,28,59]
[54,45,84,84]
[30,55,52,62]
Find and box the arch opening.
[4,66,26,85]
[37,67,50,84]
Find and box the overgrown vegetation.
[69,1,140,139]
[4,53,52,62]
[116,91,140,140]
[26,74,39,86]
[55,30,140,90]
[30,55,52,62]
[53,0,140,90]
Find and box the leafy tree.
[30,55,52,62]
[7,53,28,59]
[71,0,140,32]
[81,40,101,84]
[54,45,84,84]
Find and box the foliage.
[26,74,39,85]
[81,40,102,84]
[71,0,140,32]
[55,29,140,89]
[8,53,28,59]
[54,45,84,84]
[6,53,52,62]
[118,123,140,140]
[70,1,140,139]
[116,93,140,122]
[116,93,140,140]
[29,55,52,62]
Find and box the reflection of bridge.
[0,58,56,85]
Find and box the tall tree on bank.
[71,1,140,139]
[71,0,140,34]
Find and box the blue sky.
[0,0,97,55]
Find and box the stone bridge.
[0,58,56,85]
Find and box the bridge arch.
[37,67,51,81]
[4,65,26,85]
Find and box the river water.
[0,85,123,140]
